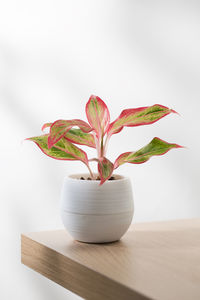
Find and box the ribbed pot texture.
[60,174,134,243]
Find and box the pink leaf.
[114,152,132,169]
[48,119,92,149]
[108,104,177,136]
[86,95,110,138]
[98,157,114,185]
[114,137,183,168]
[27,134,89,165]
[64,129,96,148]
[41,123,52,131]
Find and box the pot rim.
[65,173,129,183]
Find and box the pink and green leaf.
[27,134,89,165]
[41,122,52,131]
[86,95,110,138]
[65,129,96,148]
[48,119,92,149]
[114,151,132,169]
[98,157,114,185]
[114,137,182,168]
[108,105,177,136]
[55,137,89,165]
[27,135,77,161]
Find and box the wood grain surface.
[21,219,200,300]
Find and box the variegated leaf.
[41,122,52,131]
[27,134,89,165]
[114,137,182,168]
[27,135,77,161]
[114,151,132,169]
[98,157,114,185]
[86,95,110,138]
[65,129,96,148]
[48,119,92,148]
[108,105,177,136]
[55,137,89,165]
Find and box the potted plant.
[27,95,182,243]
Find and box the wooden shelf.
[21,219,200,300]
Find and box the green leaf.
[114,137,182,168]
[48,119,92,148]
[86,95,110,138]
[27,134,89,165]
[98,157,114,185]
[108,105,177,136]
[27,135,76,161]
[65,129,96,148]
[55,137,89,164]
[41,122,52,131]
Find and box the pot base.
[61,210,133,243]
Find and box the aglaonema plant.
[27,95,182,185]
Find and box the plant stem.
[89,158,99,162]
[87,163,95,179]
[103,134,110,156]
[93,133,100,159]
[88,158,99,176]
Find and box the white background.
[0,1,200,299]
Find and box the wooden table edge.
[21,233,149,300]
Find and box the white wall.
[1,1,200,299]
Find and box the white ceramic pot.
[60,173,134,243]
